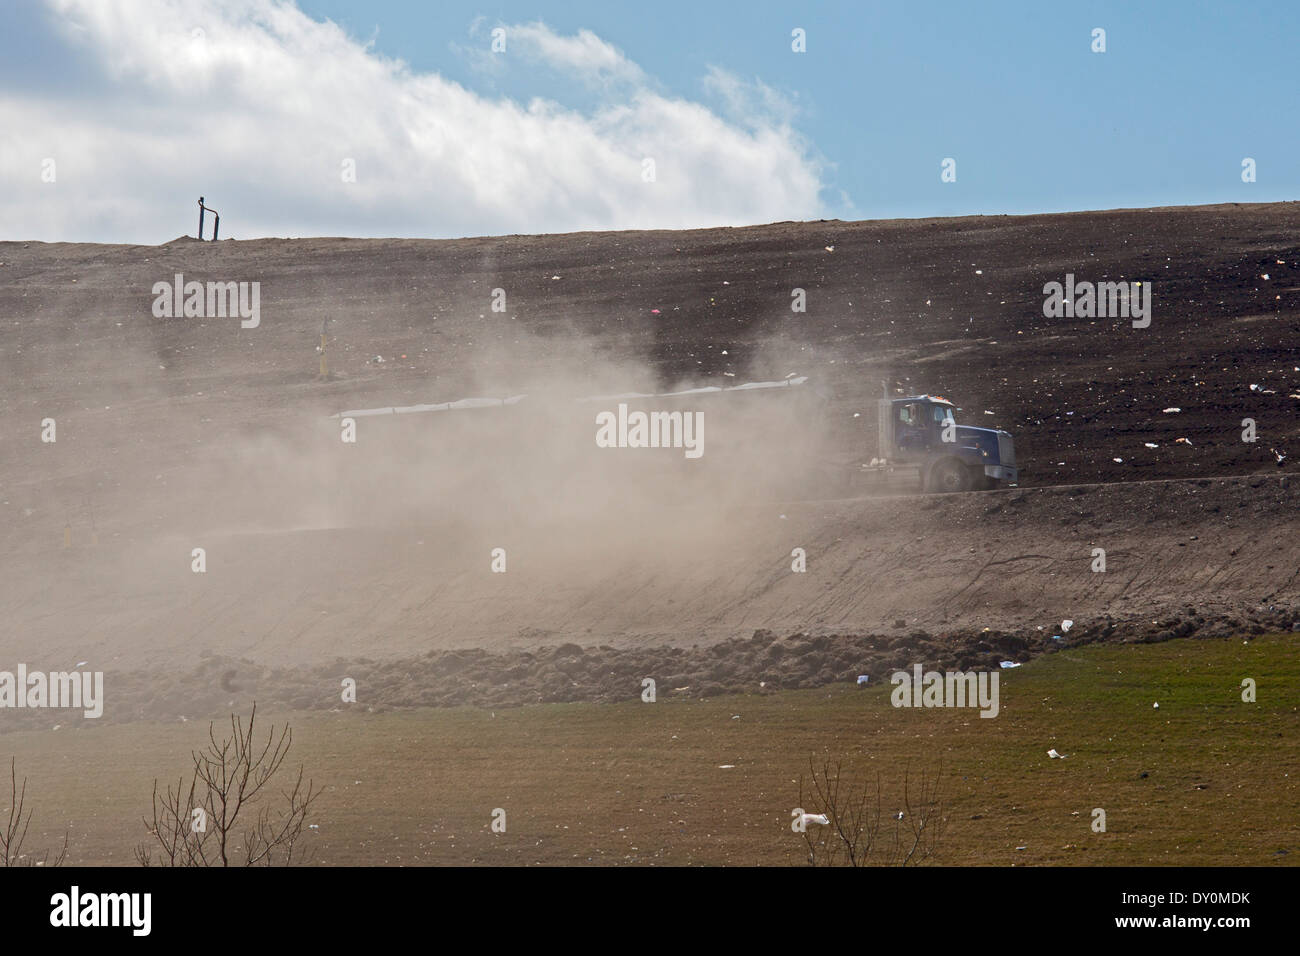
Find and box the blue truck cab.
[874,392,1018,492]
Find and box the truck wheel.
[929,458,970,493]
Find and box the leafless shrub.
[135,703,320,866]
[2,757,69,867]
[797,758,947,866]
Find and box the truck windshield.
[931,405,955,426]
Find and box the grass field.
[5,634,1297,866]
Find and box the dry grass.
[3,633,1296,865]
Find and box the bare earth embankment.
[0,204,1297,865]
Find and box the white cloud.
[0,0,826,242]
[505,21,647,86]
[702,65,798,129]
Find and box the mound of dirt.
[1,202,1297,699]
[7,606,1295,729]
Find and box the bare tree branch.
[2,757,69,867]
[137,704,321,867]
[797,758,947,867]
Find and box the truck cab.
[876,393,1018,492]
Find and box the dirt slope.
[1,202,1297,688]
[3,472,1295,673]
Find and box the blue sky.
[2,0,1296,241]
[299,0,1296,218]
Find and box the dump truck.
[333,376,1017,500]
[864,385,1018,493]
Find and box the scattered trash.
[824,246,835,252]
[1153,702,1160,709]
[718,764,736,769]
[1162,407,1181,413]
[1047,749,1067,759]
[999,661,1022,669]
[650,309,660,314]
[893,811,905,820]
[1271,448,1286,465]
[1144,442,1159,449]
[1113,457,1123,463]
[1261,273,1270,280]
[856,675,870,686]
[731,714,741,720]
[1175,437,1193,445]
[1061,620,1074,632]
[799,813,830,827]
[550,275,561,280]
